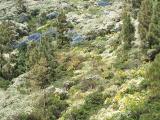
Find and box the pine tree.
[138,0,153,49]
[27,36,57,88]
[57,12,70,48]
[121,11,135,49]
[147,0,160,50]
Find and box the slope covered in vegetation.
[0,0,160,120]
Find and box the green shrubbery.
[0,77,10,90]
[0,21,15,80]
[64,92,105,120]
[17,93,69,120]
[146,53,160,98]
[35,93,69,120]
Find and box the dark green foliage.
[14,45,27,77]
[146,0,160,50]
[26,36,57,88]
[46,95,69,119]
[121,11,135,50]
[0,77,10,90]
[138,0,153,49]
[131,0,142,9]
[57,12,72,48]
[16,113,42,120]
[33,94,68,120]
[64,92,105,120]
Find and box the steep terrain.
[0,0,160,120]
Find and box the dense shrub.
[146,53,160,98]
[146,0,160,58]
[14,45,28,77]
[0,21,16,79]
[64,92,105,120]
[33,93,69,120]
[0,77,10,90]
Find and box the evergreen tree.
[147,0,160,50]
[138,0,153,49]
[121,11,135,49]
[27,36,57,88]
[57,12,71,48]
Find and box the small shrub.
[64,92,105,120]
[0,78,10,90]
[34,93,69,120]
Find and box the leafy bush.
[16,113,41,120]
[0,78,10,90]
[146,53,160,97]
[25,93,69,120]
[64,92,105,120]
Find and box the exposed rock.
[18,13,31,23]
[97,0,112,7]
[46,11,59,20]
[63,81,75,90]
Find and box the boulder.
[27,33,41,42]
[54,88,68,99]
[147,48,160,61]
[15,33,41,48]
[46,12,59,20]
[18,13,31,23]
[63,81,75,90]
[97,1,112,7]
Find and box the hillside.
[0,0,160,120]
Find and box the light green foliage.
[146,53,160,97]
